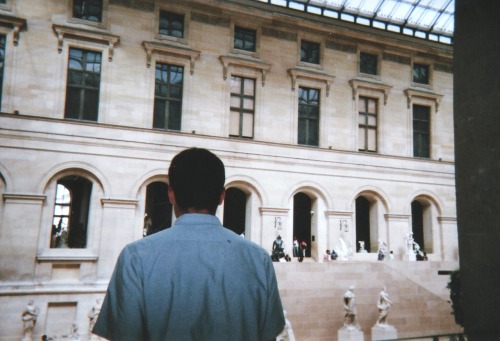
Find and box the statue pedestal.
[338,327,364,341]
[404,253,416,261]
[371,324,397,341]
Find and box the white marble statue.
[342,286,360,331]
[22,300,38,340]
[376,287,393,325]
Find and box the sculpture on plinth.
[372,287,398,340]
[342,286,360,331]
[338,286,364,341]
[21,300,38,341]
[376,287,393,325]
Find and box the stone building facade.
[0,0,457,339]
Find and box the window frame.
[68,0,108,29]
[229,75,256,139]
[155,6,190,45]
[358,96,378,153]
[297,86,320,147]
[153,62,184,131]
[412,60,433,88]
[299,39,321,65]
[233,26,257,53]
[64,47,103,122]
[412,104,431,158]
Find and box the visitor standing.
[93,148,285,340]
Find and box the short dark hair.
[168,148,225,214]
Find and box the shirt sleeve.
[261,256,286,340]
[92,245,147,341]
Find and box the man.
[93,148,285,341]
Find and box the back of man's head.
[168,148,225,214]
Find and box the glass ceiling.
[252,0,454,44]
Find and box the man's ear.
[168,186,176,205]
[218,189,225,205]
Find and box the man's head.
[168,148,225,216]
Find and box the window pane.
[243,78,254,96]
[234,27,256,52]
[367,115,376,126]
[367,129,376,151]
[360,52,377,75]
[368,99,377,113]
[242,112,253,137]
[230,76,241,93]
[358,127,365,149]
[229,111,240,135]
[83,90,99,121]
[300,40,320,64]
[153,99,166,129]
[159,11,184,38]
[168,101,182,131]
[243,98,254,110]
[73,0,103,22]
[230,95,240,108]
[358,98,366,112]
[413,63,429,84]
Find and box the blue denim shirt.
[94,213,285,341]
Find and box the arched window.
[223,187,246,236]
[50,176,92,248]
[356,196,371,252]
[144,181,172,236]
[411,199,433,254]
[293,192,312,257]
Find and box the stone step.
[274,260,461,341]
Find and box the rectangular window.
[0,35,5,108]
[358,97,377,152]
[229,76,255,138]
[73,0,103,23]
[159,11,184,38]
[234,27,256,52]
[413,104,430,158]
[360,52,377,75]
[300,40,320,64]
[65,48,101,121]
[298,87,319,146]
[153,63,183,131]
[413,63,429,84]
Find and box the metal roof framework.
[251,0,454,44]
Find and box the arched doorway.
[356,196,371,252]
[223,187,246,236]
[293,192,312,257]
[411,201,424,249]
[144,181,172,236]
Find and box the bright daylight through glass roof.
[252,0,454,44]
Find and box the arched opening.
[356,196,371,252]
[223,187,246,236]
[293,192,312,257]
[144,181,172,236]
[50,176,92,248]
[411,201,424,250]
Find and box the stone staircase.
[274,260,462,341]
